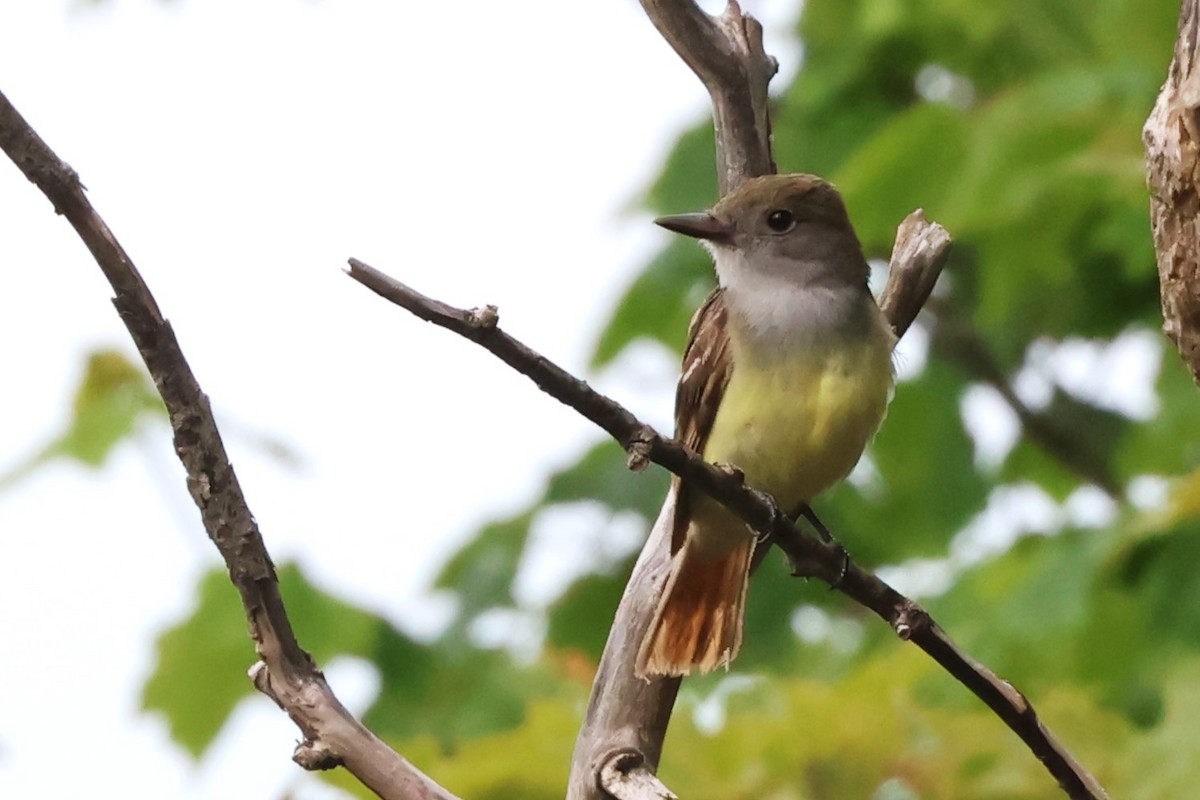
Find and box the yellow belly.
[702,338,892,513]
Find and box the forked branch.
[643,0,777,192]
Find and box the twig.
[1145,0,1200,385]
[346,258,1108,800]
[0,87,458,800]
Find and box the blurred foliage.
[144,564,565,756]
[0,348,164,491]
[12,0,1200,797]
[320,649,1200,800]
[0,346,300,489]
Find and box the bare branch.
[1145,0,1200,385]
[568,496,679,800]
[641,0,777,193]
[879,209,952,339]
[346,258,1107,800]
[0,88,458,800]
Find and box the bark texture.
[1146,0,1200,384]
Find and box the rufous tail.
[635,536,754,678]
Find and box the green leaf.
[145,563,560,757]
[654,648,1118,798]
[333,700,584,800]
[1110,661,1200,797]
[643,123,718,215]
[998,438,1087,501]
[737,559,840,673]
[143,564,391,756]
[365,637,547,746]
[834,103,971,252]
[1116,521,1200,647]
[0,348,163,490]
[928,530,1111,694]
[927,519,1200,713]
[434,513,532,620]
[543,439,668,516]
[142,568,256,757]
[546,570,628,660]
[60,348,164,464]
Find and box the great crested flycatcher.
[635,173,895,678]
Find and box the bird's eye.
[766,209,795,232]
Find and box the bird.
[635,173,895,678]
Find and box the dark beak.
[654,212,733,242]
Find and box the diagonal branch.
[0,88,458,800]
[347,257,1107,800]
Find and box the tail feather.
[635,537,754,678]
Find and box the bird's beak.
[654,212,733,242]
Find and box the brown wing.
[671,288,733,553]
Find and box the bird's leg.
[793,504,833,542]
[791,503,850,587]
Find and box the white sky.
[0,1,802,797]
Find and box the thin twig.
[0,87,458,800]
[347,257,1108,800]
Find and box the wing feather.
[671,289,733,553]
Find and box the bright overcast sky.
[0,1,802,797]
